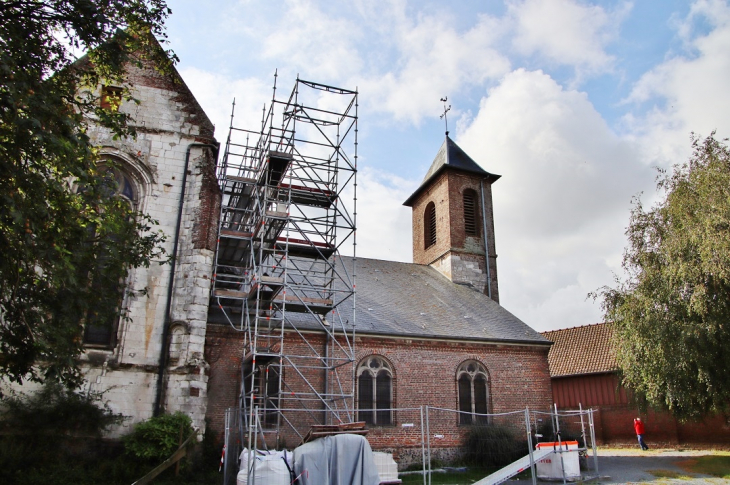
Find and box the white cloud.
[356,9,511,124]
[260,0,363,81]
[351,167,416,263]
[180,0,511,125]
[457,68,654,330]
[508,0,628,77]
[675,0,730,44]
[622,0,730,165]
[178,67,271,142]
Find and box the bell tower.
[403,135,500,302]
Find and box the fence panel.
[531,407,600,477]
[219,406,600,484]
[222,407,241,485]
[425,407,534,483]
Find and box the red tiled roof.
[541,323,618,377]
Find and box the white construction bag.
[237,449,292,485]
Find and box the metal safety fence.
[221,405,598,485]
[529,405,600,482]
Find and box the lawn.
[676,455,730,478]
[399,467,525,484]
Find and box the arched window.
[243,361,281,429]
[357,356,393,426]
[100,167,138,208]
[424,202,436,249]
[463,189,479,237]
[457,360,490,424]
[82,165,139,347]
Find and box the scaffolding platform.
[275,238,336,259]
[280,183,337,208]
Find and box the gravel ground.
[503,449,730,485]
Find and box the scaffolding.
[211,75,358,449]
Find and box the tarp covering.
[237,449,292,485]
[293,434,381,485]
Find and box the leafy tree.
[595,133,730,420]
[0,1,173,388]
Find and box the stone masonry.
[77,55,219,437]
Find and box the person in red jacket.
[634,417,649,450]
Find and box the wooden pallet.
[301,421,369,444]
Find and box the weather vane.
[440,97,451,136]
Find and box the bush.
[462,425,527,468]
[124,412,194,462]
[0,383,131,485]
[0,390,215,485]
[0,382,125,436]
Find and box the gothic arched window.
[82,165,139,347]
[457,360,490,424]
[424,202,437,249]
[463,189,479,237]
[357,356,393,426]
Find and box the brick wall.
[411,172,452,265]
[204,324,553,457]
[580,404,730,447]
[205,325,245,444]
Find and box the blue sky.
[163,0,730,331]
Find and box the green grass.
[647,469,692,479]
[399,467,499,484]
[676,455,730,478]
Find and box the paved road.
[505,449,730,484]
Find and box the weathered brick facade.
[205,324,552,461]
[202,134,553,466]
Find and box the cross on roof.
[440,96,451,136]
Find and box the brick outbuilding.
[542,323,730,447]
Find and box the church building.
[8,39,552,464]
[204,127,553,461]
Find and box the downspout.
[154,141,219,417]
[480,180,492,300]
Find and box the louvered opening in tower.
[463,189,478,236]
[425,202,436,249]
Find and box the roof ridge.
[541,322,609,335]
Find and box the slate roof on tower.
[403,135,501,206]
